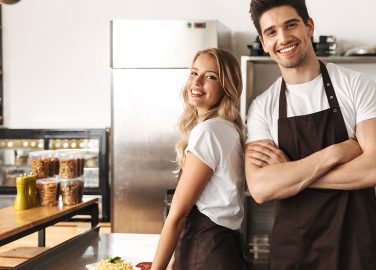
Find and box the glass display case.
[0,129,110,221]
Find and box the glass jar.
[60,179,83,205]
[36,178,59,206]
[30,151,50,179]
[58,151,78,179]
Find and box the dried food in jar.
[77,179,84,203]
[60,179,82,205]
[59,159,77,179]
[36,179,58,206]
[49,157,59,176]
[77,158,85,176]
[77,158,82,177]
[32,159,49,179]
[76,151,86,176]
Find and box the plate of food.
[85,256,152,270]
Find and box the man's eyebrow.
[262,18,301,35]
[284,18,300,25]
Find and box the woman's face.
[187,53,224,115]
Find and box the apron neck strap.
[279,60,341,118]
[319,60,341,109]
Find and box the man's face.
[258,5,314,69]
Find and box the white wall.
[2,0,376,128]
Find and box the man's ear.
[307,18,314,38]
[259,35,268,53]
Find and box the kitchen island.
[14,228,159,270]
[0,198,99,247]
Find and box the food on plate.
[135,262,152,270]
[97,256,134,270]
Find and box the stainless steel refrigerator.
[111,19,230,233]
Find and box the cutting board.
[0,247,48,259]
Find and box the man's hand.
[245,140,289,167]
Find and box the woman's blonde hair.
[175,48,245,169]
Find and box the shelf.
[241,55,376,64]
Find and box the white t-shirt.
[186,117,244,230]
[246,63,376,145]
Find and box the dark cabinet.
[0,6,3,125]
[0,128,110,221]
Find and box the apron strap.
[279,60,343,119]
[279,79,288,118]
[319,60,341,110]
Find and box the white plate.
[85,262,98,270]
[85,258,143,270]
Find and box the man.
[246,0,376,269]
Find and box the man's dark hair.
[250,0,310,35]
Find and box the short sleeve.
[354,74,376,124]
[246,97,273,144]
[186,125,221,171]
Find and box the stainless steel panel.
[111,20,230,69]
[112,69,189,233]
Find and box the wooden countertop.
[0,198,98,242]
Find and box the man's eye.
[266,30,276,36]
[287,23,296,29]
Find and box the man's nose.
[278,29,292,45]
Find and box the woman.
[151,48,246,270]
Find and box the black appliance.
[248,37,269,56]
[313,35,337,56]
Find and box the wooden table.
[13,228,160,270]
[0,198,99,247]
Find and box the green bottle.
[14,175,29,210]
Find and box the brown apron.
[174,206,247,270]
[270,60,376,270]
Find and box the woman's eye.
[206,75,217,80]
[190,71,197,76]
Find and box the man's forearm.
[311,119,376,190]
[310,153,376,190]
[246,145,338,203]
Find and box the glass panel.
[0,139,44,186]
[48,138,100,188]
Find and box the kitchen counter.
[14,228,159,270]
[0,198,99,247]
